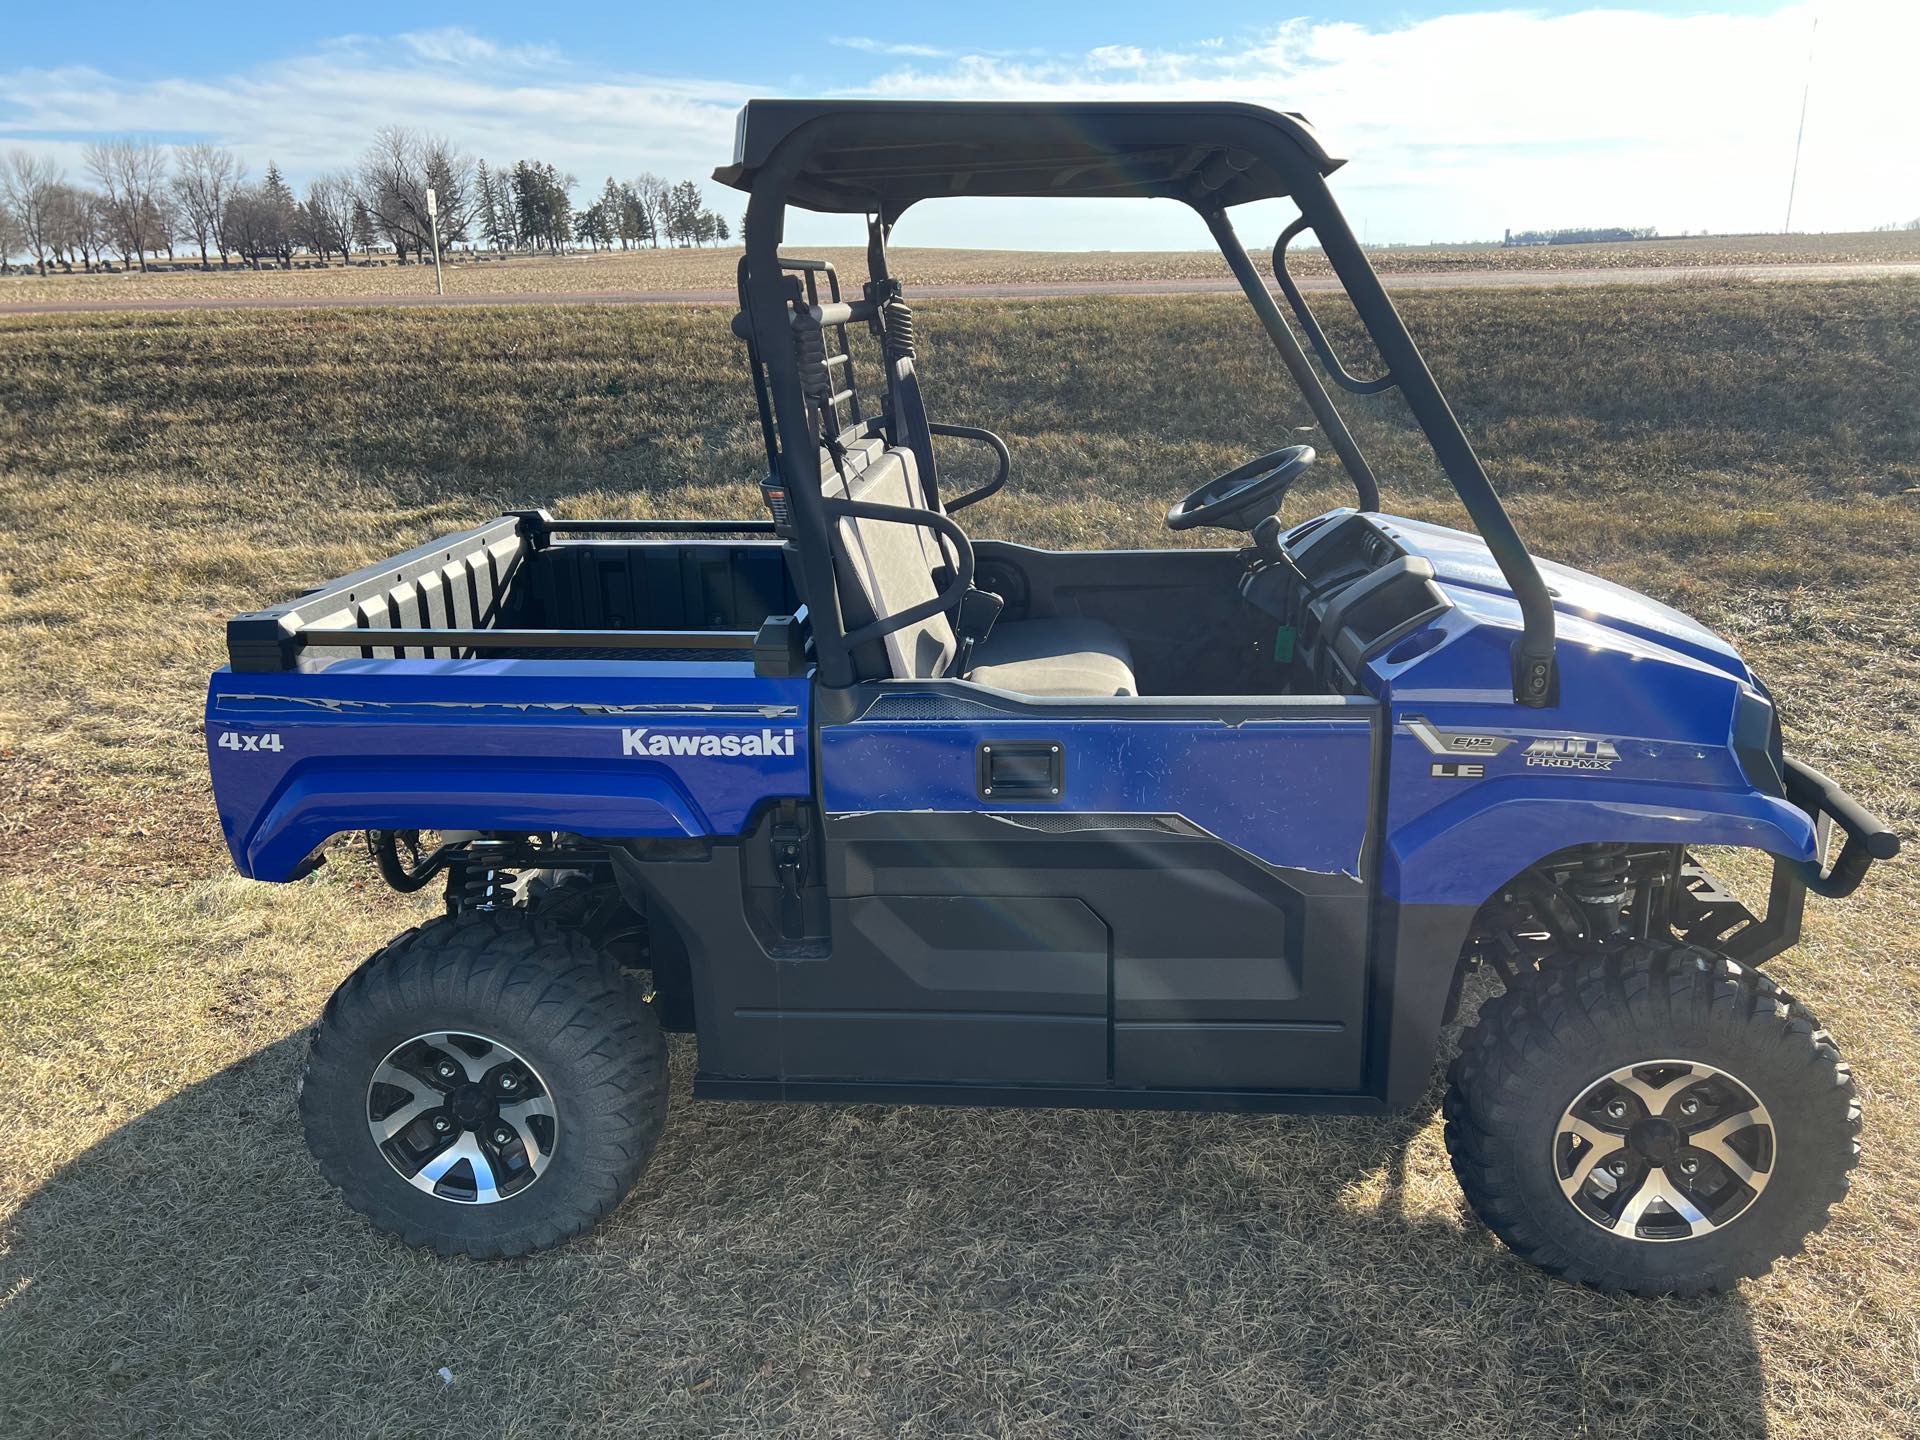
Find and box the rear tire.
[300,911,668,1258]
[1445,940,1859,1295]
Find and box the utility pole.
[427,186,445,295]
[1783,15,1818,233]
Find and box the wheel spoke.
[1649,1170,1713,1235]
[429,1033,497,1082]
[415,1135,501,1202]
[1556,1116,1623,1198]
[1609,1170,1658,1236]
[376,1091,439,1142]
[501,1093,556,1122]
[502,1116,544,1171]
[1612,1064,1701,1116]
[1687,1107,1768,1184]
[370,1061,448,1141]
[1560,1141,1618,1199]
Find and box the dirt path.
[2,261,1914,314]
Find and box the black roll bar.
[929,423,1011,512]
[1202,207,1381,515]
[1284,173,1559,707]
[1271,217,1396,396]
[737,104,1561,703]
[820,497,976,652]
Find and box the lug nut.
[433,1116,452,1134]
[1679,1097,1701,1118]
[436,1061,458,1081]
[493,1127,514,1146]
[499,1073,519,1091]
[1679,1159,1700,1177]
[1609,1160,1630,1177]
[1605,1100,1629,1122]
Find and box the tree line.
[0,130,736,275]
[1501,226,1659,247]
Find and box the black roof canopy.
[714,99,1344,215]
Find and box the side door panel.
[806,691,1380,1093]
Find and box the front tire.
[300,911,668,1257]
[1445,941,1859,1295]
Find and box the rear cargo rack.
[226,509,803,673]
[296,626,759,653]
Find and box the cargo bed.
[225,510,805,673]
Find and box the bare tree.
[631,173,669,248]
[360,127,474,264]
[85,139,169,271]
[2,149,63,275]
[0,197,23,274]
[45,183,99,271]
[171,143,244,269]
[305,173,358,266]
[68,188,108,271]
[222,183,281,269]
[154,189,179,263]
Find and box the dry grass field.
[4,228,1919,304]
[1,278,1917,1438]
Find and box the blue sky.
[5,0,1913,248]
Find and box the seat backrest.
[825,445,957,680]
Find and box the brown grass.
[1,280,1917,1438]
[4,228,1919,304]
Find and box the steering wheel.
[1166,445,1316,532]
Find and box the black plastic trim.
[692,1075,1392,1115]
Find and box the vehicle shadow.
[2,1029,1767,1440]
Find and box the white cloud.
[2,7,1915,249]
[396,29,562,68]
[832,37,954,59]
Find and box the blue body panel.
[207,513,1816,907]
[1365,582,1817,904]
[208,658,810,879]
[819,709,1375,877]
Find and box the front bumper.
[1672,758,1898,964]
[1782,757,1900,899]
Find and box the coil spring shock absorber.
[1567,842,1633,941]
[447,838,516,914]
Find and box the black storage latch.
[976,741,1065,802]
[769,800,808,937]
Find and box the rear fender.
[207,663,811,881]
[238,759,713,880]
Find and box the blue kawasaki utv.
[209,101,1897,1294]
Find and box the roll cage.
[718,99,1559,706]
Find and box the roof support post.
[1201,206,1381,513]
[1289,173,1557,707]
[743,173,856,687]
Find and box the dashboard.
[1239,511,1452,695]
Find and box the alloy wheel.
[1555,1059,1774,1241]
[366,1031,558,1204]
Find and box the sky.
[3,0,1914,250]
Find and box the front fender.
[1386,775,1818,905]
